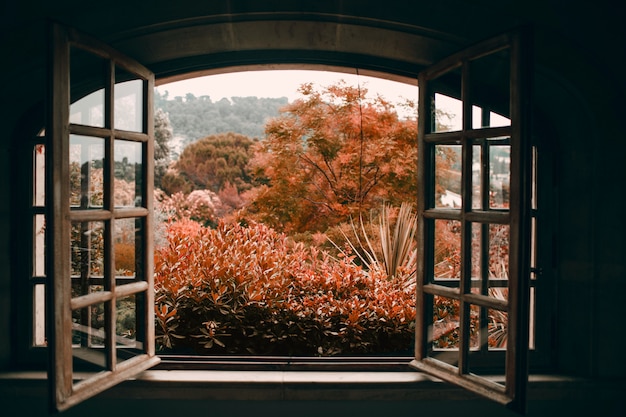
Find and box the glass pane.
[529,287,536,349]
[488,224,509,283]
[434,219,461,280]
[530,216,537,272]
[70,135,105,208]
[467,307,507,379]
[33,284,46,347]
[114,218,139,278]
[487,307,508,350]
[469,48,510,126]
[470,222,482,281]
[489,111,510,128]
[469,303,481,350]
[435,145,461,208]
[531,146,538,210]
[471,105,483,130]
[72,301,107,371]
[432,59,462,132]
[71,221,106,293]
[489,144,510,209]
[114,140,143,207]
[471,144,482,209]
[115,67,144,132]
[433,295,460,349]
[33,144,45,206]
[434,93,462,132]
[471,222,510,300]
[116,295,145,364]
[70,47,106,128]
[34,214,46,276]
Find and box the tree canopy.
[245,81,418,233]
[161,132,257,196]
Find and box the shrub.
[154,219,416,355]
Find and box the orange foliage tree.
[245,81,417,234]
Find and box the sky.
[153,69,497,129]
[155,69,419,106]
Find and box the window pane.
[469,48,510,126]
[33,144,45,206]
[531,146,538,210]
[530,216,537,273]
[467,307,507,378]
[488,224,509,283]
[434,219,461,280]
[489,112,510,128]
[487,306,508,350]
[72,302,107,371]
[70,135,105,208]
[70,47,106,128]
[116,295,145,364]
[435,145,461,208]
[471,144,482,209]
[471,223,510,300]
[433,295,460,349]
[33,284,46,347]
[114,218,139,279]
[115,67,144,132]
[529,287,536,349]
[34,214,46,277]
[71,221,106,292]
[471,105,483,130]
[434,89,462,133]
[114,140,143,207]
[469,303,481,350]
[470,222,482,281]
[70,90,105,127]
[489,145,510,209]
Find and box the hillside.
[154,90,288,147]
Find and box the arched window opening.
[22,23,538,412]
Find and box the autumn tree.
[161,132,257,196]
[246,81,417,233]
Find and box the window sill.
[0,370,616,402]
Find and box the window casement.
[35,22,533,412]
[46,23,160,411]
[410,29,533,412]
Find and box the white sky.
[156,70,419,105]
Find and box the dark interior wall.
[0,0,624,397]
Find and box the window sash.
[47,22,159,412]
[411,28,532,413]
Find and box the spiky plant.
[329,202,417,283]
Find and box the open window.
[410,29,532,412]
[44,22,532,412]
[47,23,160,411]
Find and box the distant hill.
[154,90,288,147]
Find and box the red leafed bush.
[154,219,416,355]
